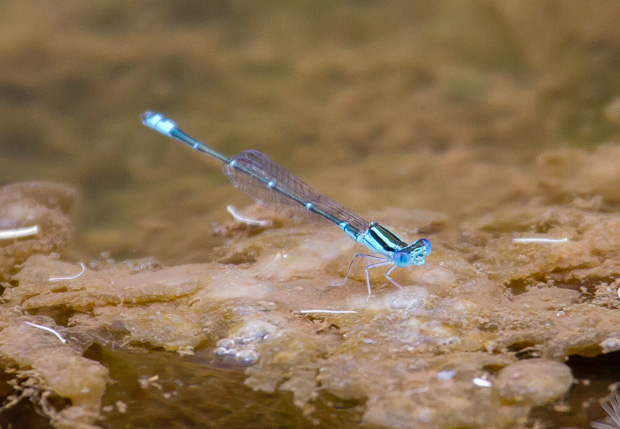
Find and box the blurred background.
[0,0,619,262]
[2,2,620,427]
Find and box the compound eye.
[393,251,412,267]
[419,238,432,256]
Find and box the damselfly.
[142,112,431,296]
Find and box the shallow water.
[1,1,620,428]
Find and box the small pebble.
[600,338,620,353]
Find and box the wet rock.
[0,317,109,428]
[0,182,75,281]
[496,359,573,406]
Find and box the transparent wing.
[223,150,368,232]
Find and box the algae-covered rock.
[0,182,75,281]
[0,317,109,429]
[496,359,573,406]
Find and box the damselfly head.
[393,238,432,267]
